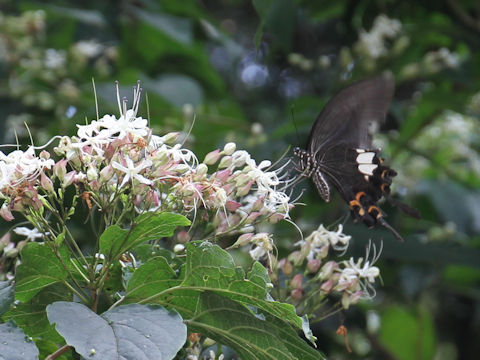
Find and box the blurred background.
[1,0,479,359]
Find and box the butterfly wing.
[307,72,395,155]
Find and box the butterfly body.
[294,73,419,241]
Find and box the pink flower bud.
[268,213,284,224]
[235,233,254,246]
[290,288,303,301]
[278,258,293,276]
[177,230,191,243]
[40,173,54,193]
[203,149,221,165]
[226,200,242,212]
[63,171,76,187]
[245,212,261,224]
[235,173,251,186]
[0,203,14,221]
[236,181,253,197]
[307,259,321,273]
[319,261,338,280]
[99,165,114,182]
[39,150,51,160]
[320,279,334,293]
[53,159,67,180]
[290,274,303,289]
[214,169,231,182]
[251,197,265,212]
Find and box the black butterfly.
[294,73,420,241]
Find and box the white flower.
[73,40,104,58]
[112,157,152,188]
[99,110,148,139]
[299,224,352,260]
[248,233,274,261]
[44,49,66,69]
[13,227,48,241]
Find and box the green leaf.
[99,212,190,258]
[125,257,180,303]
[0,281,14,315]
[3,284,71,343]
[181,242,303,329]
[15,242,69,302]
[379,305,436,360]
[187,292,323,360]
[0,322,39,360]
[47,302,187,360]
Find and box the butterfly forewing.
[307,73,395,155]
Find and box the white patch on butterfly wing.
[358,164,378,176]
[356,152,376,164]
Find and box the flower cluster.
[0,82,294,270]
[277,224,381,310]
[355,15,402,60]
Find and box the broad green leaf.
[15,242,69,302]
[99,212,190,258]
[125,257,180,303]
[181,242,303,329]
[0,280,14,315]
[379,306,436,360]
[0,322,39,360]
[47,302,187,360]
[125,242,303,331]
[187,292,323,360]
[3,284,71,343]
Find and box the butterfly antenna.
[378,217,404,242]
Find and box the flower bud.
[268,213,284,224]
[5,246,19,258]
[53,159,67,180]
[40,173,54,193]
[319,261,338,280]
[290,288,303,301]
[173,244,185,253]
[99,165,114,182]
[288,250,305,266]
[163,132,179,144]
[39,150,51,160]
[223,142,236,155]
[307,259,321,273]
[196,163,208,176]
[245,212,261,224]
[218,156,232,169]
[177,230,191,243]
[290,274,303,289]
[234,233,254,247]
[278,258,293,276]
[214,169,231,182]
[0,203,14,222]
[226,200,241,212]
[203,149,221,165]
[320,279,334,293]
[63,171,76,187]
